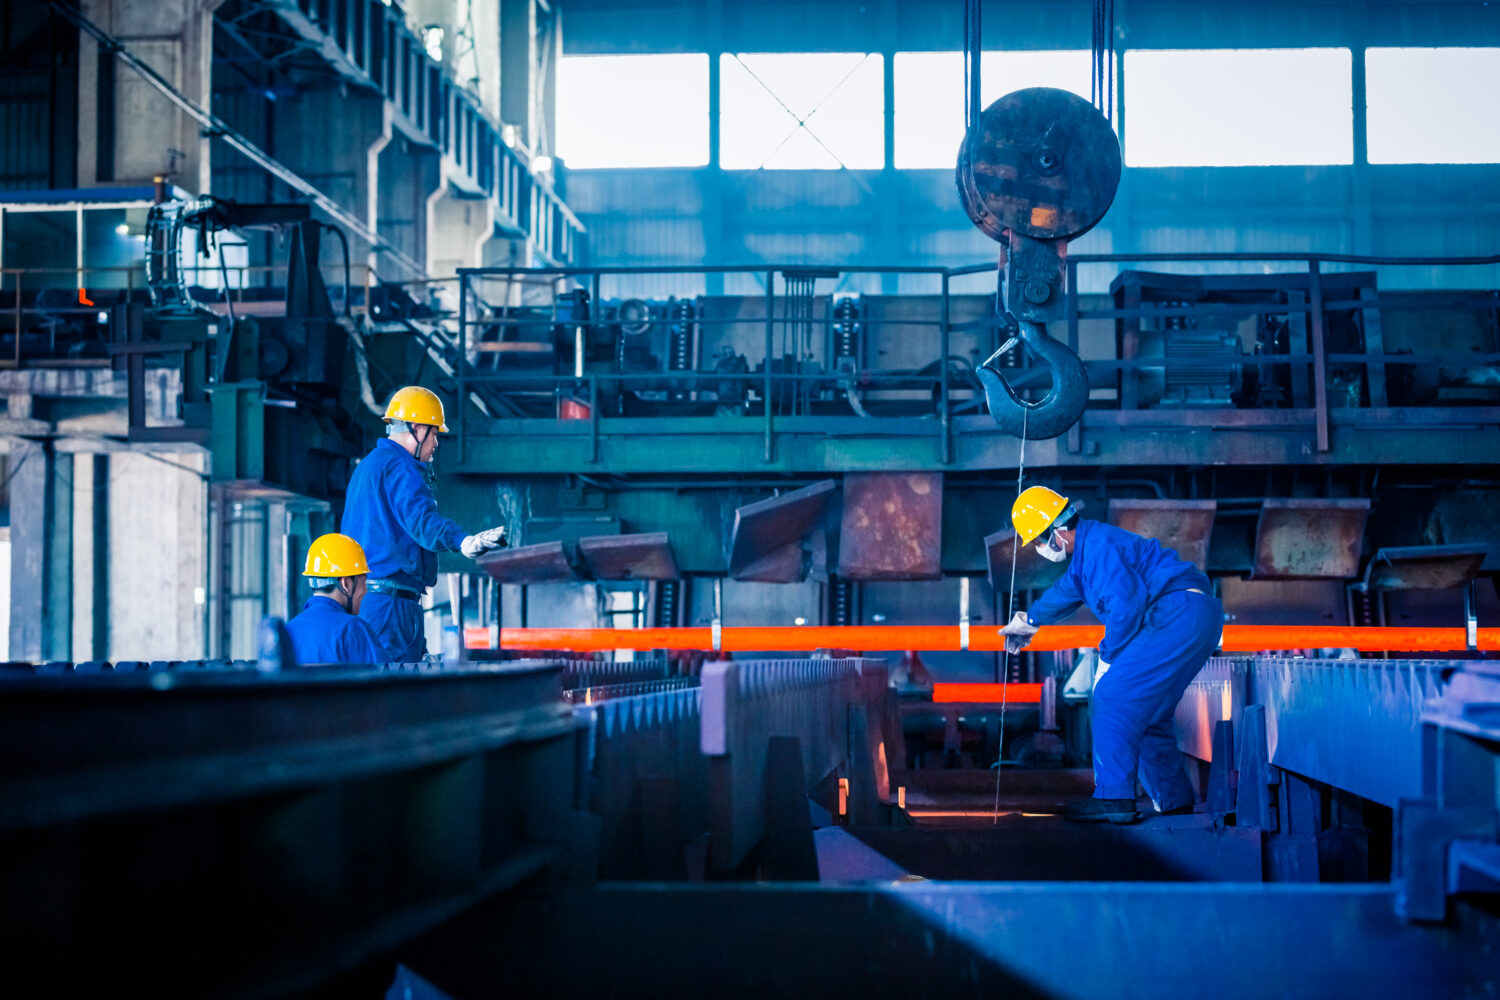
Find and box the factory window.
[556,54,709,168]
[893,50,1093,169]
[720,53,884,170]
[1123,48,1353,167]
[1366,48,1500,163]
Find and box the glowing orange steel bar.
[465,624,1500,653]
[932,683,1043,704]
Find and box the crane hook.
[956,87,1120,441]
[976,320,1089,440]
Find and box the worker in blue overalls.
[1000,486,1223,824]
[342,386,508,661]
[285,532,387,665]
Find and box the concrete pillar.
[500,0,537,150]
[472,0,503,121]
[878,0,900,294]
[7,438,72,662]
[76,0,215,193]
[539,2,559,159]
[704,0,725,296]
[0,527,8,662]
[428,178,496,285]
[377,138,442,283]
[70,453,109,662]
[223,497,268,660]
[275,87,386,236]
[106,451,207,660]
[366,104,396,280]
[1349,0,1372,255]
[475,233,530,308]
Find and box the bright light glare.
[720,52,884,170]
[894,51,1093,169]
[1367,48,1500,164]
[557,54,709,168]
[1124,49,1352,166]
[115,223,130,236]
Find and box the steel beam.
[449,408,1500,475]
[0,661,586,997]
[702,658,868,871]
[1175,656,1455,809]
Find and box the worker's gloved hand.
[460,525,508,559]
[999,610,1039,654]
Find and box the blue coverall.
[341,438,468,661]
[285,594,388,665]
[1027,519,1223,810]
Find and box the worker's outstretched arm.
[1026,569,1084,626]
[388,462,469,553]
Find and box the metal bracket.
[712,577,723,653]
[1465,579,1479,652]
[1396,799,1498,922]
[959,575,971,651]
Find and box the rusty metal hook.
[976,319,1089,440]
[955,88,1119,441]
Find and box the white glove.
[999,610,1039,654]
[461,525,508,559]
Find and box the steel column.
[1309,260,1331,451]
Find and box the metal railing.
[0,261,468,366]
[453,253,1500,464]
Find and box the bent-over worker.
[285,532,387,665]
[342,386,507,660]
[1000,486,1222,824]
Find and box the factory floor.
[355,767,1493,998]
[817,766,1254,884]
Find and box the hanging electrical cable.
[1091,0,1116,124]
[965,0,982,139]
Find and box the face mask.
[1036,533,1068,563]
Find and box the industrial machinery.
[4,3,1500,995]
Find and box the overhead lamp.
[115,223,130,236]
[531,155,552,174]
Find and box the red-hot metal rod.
[932,683,1044,704]
[467,624,1500,653]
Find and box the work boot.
[1063,798,1140,824]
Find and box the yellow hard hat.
[1011,486,1071,545]
[303,533,370,578]
[383,385,449,432]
